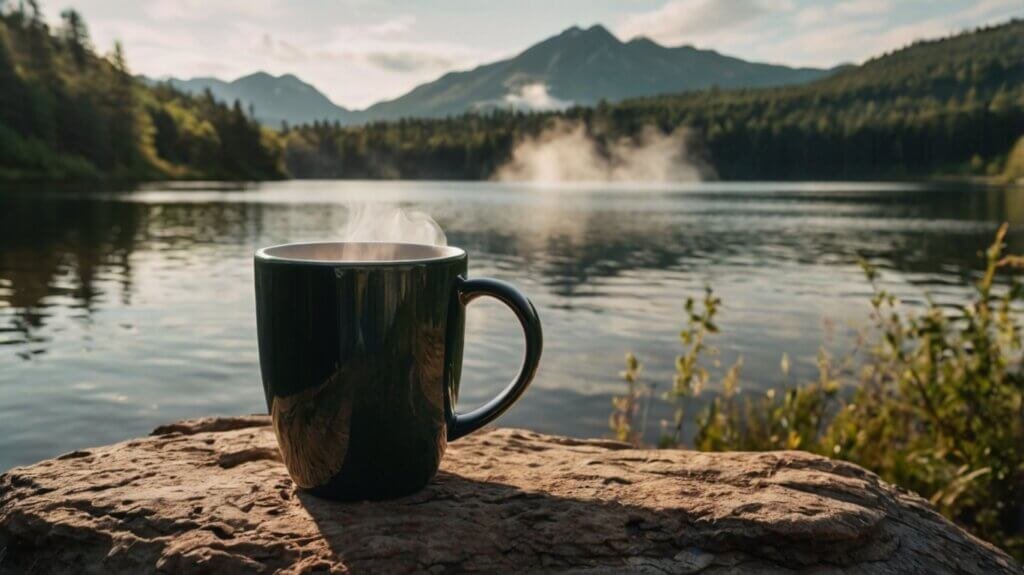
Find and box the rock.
[0,416,1019,574]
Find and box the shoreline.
[1,173,1018,188]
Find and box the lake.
[2,180,1022,471]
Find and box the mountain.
[362,24,836,121]
[280,19,1024,181]
[152,25,836,126]
[148,72,355,128]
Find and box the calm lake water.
[2,180,1023,471]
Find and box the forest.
[0,1,1021,183]
[0,2,284,181]
[283,19,1024,182]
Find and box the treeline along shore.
[1,1,1022,183]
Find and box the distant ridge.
[150,25,837,126]
[144,72,354,127]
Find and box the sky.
[43,0,1024,109]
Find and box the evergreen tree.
[0,3,285,180]
[59,9,89,68]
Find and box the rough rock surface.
[0,416,1019,574]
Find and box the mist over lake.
[0,180,1020,471]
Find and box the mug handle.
[446,276,543,441]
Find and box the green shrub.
[613,224,1024,559]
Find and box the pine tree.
[106,40,138,170]
[59,9,90,68]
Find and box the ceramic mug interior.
[257,241,464,264]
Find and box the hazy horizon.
[38,0,1024,108]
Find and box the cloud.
[618,0,776,45]
[41,2,492,108]
[364,51,455,72]
[338,15,463,73]
[259,34,307,63]
[835,0,891,16]
[144,0,279,22]
[366,15,416,36]
[617,0,1023,68]
[961,0,1022,19]
[318,20,489,78]
[795,1,892,26]
[503,83,573,111]
[776,0,1021,66]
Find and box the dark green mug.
[254,242,542,500]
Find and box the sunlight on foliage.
[0,7,284,180]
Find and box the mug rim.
[255,241,466,267]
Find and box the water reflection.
[1,181,1022,470]
[1,199,136,352]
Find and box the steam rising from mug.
[494,119,713,183]
[339,204,447,247]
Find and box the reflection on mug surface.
[255,242,541,500]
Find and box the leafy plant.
[614,225,1024,559]
[661,287,721,448]
[609,352,648,447]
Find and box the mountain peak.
[584,24,614,36]
[627,36,660,48]
[558,23,618,43]
[238,71,274,82]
